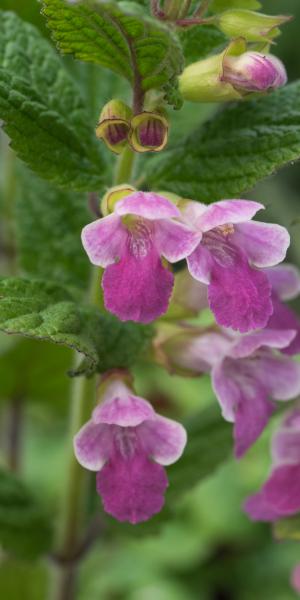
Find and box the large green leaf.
[41,0,184,99]
[0,277,153,376]
[145,81,300,202]
[0,468,53,558]
[15,165,91,291]
[0,11,105,191]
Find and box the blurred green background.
[0,0,300,598]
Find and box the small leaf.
[274,514,300,542]
[145,81,300,202]
[0,11,105,191]
[0,468,53,558]
[0,277,153,376]
[42,0,184,99]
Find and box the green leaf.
[274,514,300,542]
[0,11,105,191]
[211,0,261,11]
[41,0,184,97]
[0,468,53,558]
[145,81,300,202]
[0,277,153,376]
[180,25,227,65]
[15,165,91,291]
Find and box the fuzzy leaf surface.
[0,11,105,191]
[0,278,153,376]
[145,82,300,202]
[42,0,184,96]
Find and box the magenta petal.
[208,257,273,333]
[267,296,300,356]
[244,491,284,522]
[230,328,297,359]
[272,429,300,466]
[265,264,300,301]
[196,200,264,232]
[232,221,290,268]
[115,191,180,220]
[154,219,200,263]
[212,358,275,457]
[103,242,174,323]
[93,382,155,427]
[73,421,112,471]
[139,416,187,466]
[81,213,126,267]
[263,464,300,515]
[97,452,168,524]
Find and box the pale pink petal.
[154,219,200,263]
[229,329,297,359]
[115,191,180,220]
[267,296,300,356]
[93,391,155,428]
[232,221,290,268]
[196,200,264,233]
[244,491,283,522]
[291,564,300,594]
[81,213,127,267]
[254,354,300,401]
[139,415,187,466]
[187,243,213,284]
[208,254,273,332]
[171,332,231,373]
[103,241,174,323]
[212,357,275,457]
[180,200,208,229]
[97,452,168,524]
[73,421,112,471]
[272,429,300,466]
[265,264,300,301]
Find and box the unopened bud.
[222,51,287,93]
[101,184,136,216]
[129,112,169,153]
[217,10,290,43]
[96,99,132,154]
[162,0,192,20]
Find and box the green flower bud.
[96,99,132,155]
[129,112,169,153]
[217,9,290,43]
[101,184,136,216]
[179,39,247,103]
[162,0,192,20]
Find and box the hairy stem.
[51,142,136,600]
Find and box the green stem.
[51,142,137,600]
[114,145,135,186]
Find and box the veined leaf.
[145,81,300,202]
[180,25,226,65]
[0,11,105,191]
[41,0,184,99]
[0,277,153,377]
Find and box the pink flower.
[74,378,187,524]
[222,51,287,93]
[245,409,300,521]
[265,264,300,355]
[181,199,290,332]
[168,328,300,457]
[81,191,199,323]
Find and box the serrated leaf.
[211,0,261,11]
[41,0,184,97]
[180,25,227,64]
[0,11,105,191]
[274,514,300,542]
[0,277,153,376]
[15,165,91,291]
[0,468,53,558]
[145,81,300,202]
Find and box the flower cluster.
[76,189,300,525]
